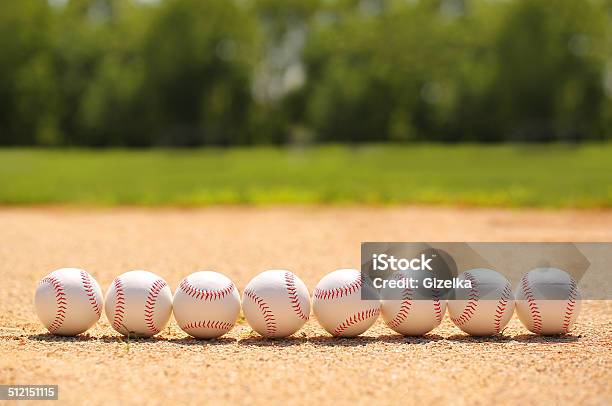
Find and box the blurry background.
[0,0,611,207]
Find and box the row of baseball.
[35,267,580,338]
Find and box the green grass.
[1,144,611,208]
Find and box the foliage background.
[1,0,611,147]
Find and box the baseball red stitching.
[112,278,126,332]
[493,283,512,333]
[80,271,101,317]
[144,279,167,334]
[332,308,380,336]
[40,276,67,333]
[432,287,443,323]
[562,278,578,333]
[285,272,309,321]
[313,276,361,300]
[244,288,277,336]
[179,278,235,301]
[450,272,479,327]
[388,287,413,328]
[181,320,234,332]
[521,275,542,334]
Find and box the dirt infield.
[1,207,611,405]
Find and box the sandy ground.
[0,206,611,405]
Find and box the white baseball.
[381,269,446,336]
[242,270,310,338]
[35,268,103,336]
[448,268,514,336]
[173,271,240,338]
[312,269,380,337]
[515,267,581,335]
[105,270,172,337]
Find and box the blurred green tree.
[0,1,57,145]
[457,0,611,142]
[0,0,609,146]
[138,0,260,146]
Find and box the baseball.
[242,270,310,338]
[35,268,103,336]
[312,269,380,337]
[448,268,514,336]
[105,270,173,337]
[380,269,446,336]
[173,271,240,338]
[515,267,581,335]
